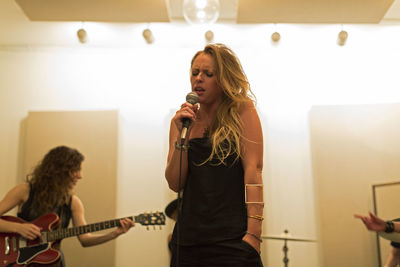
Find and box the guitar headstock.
[135,211,166,230]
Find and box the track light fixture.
[337,30,348,46]
[271,32,280,42]
[142,29,154,44]
[77,28,87,44]
[205,30,214,43]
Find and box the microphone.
[181,92,199,142]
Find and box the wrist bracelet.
[248,215,264,221]
[246,231,263,243]
[385,220,395,233]
[175,141,190,152]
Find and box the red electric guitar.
[0,211,165,266]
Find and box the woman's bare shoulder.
[13,182,30,198]
[239,99,258,115]
[0,182,31,208]
[71,195,84,210]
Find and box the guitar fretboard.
[46,216,136,242]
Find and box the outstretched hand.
[354,211,386,232]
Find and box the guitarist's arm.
[70,195,135,247]
[0,183,42,240]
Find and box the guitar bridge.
[41,231,48,243]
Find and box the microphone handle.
[180,92,198,142]
[181,127,188,141]
[180,118,191,142]
[182,118,190,129]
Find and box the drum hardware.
[262,229,316,267]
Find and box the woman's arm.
[240,101,264,253]
[71,195,134,247]
[165,120,190,192]
[384,246,400,267]
[165,103,198,192]
[0,183,42,240]
[354,212,400,233]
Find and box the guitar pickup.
[19,237,27,248]
[12,236,17,252]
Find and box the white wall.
[1,19,400,266]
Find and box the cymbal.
[262,235,316,242]
[379,232,400,243]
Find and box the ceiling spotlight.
[337,30,348,46]
[183,0,220,24]
[271,32,280,42]
[142,29,154,44]
[205,30,214,43]
[77,28,87,44]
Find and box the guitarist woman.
[0,145,134,266]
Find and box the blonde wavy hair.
[191,43,255,165]
[26,146,84,215]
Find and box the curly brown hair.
[26,146,84,215]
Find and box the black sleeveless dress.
[18,183,72,267]
[170,138,263,266]
[171,137,247,246]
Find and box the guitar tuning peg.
[146,226,149,231]
[153,226,156,230]
[159,226,162,230]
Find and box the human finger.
[120,219,134,231]
[175,107,196,123]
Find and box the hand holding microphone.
[179,92,199,143]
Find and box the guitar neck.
[46,216,138,242]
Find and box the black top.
[171,137,247,246]
[17,183,72,228]
[390,218,400,247]
[17,183,72,267]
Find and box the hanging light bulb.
[183,0,220,25]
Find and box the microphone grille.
[186,92,199,105]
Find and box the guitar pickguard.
[17,243,50,265]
